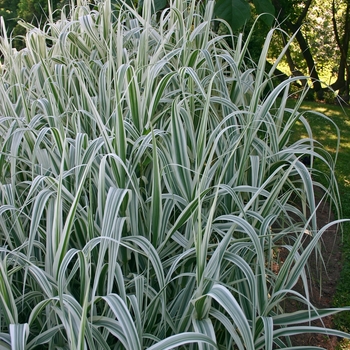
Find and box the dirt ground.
[284,187,343,349]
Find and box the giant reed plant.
[0,0,349,348]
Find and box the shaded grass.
[285,98,350,332]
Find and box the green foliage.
[214,0,251,30]
[0,0,349,348]
[268,0,348,91]
[0,0,65,48]
[0,0,19,32]
[214,0,275,31]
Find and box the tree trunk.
[272,0,323,94]
[330,0,350,100]
[289,23,322,93]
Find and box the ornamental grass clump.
[0,0,349,348]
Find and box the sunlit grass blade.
[9,324,29,350]
[146,332,218,350]
[102,294,141,350]
[207,284,255,349]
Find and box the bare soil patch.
[284,187,342,349]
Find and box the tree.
[268,0,350,100]
[271,0,323,95]
[330,0,350,99]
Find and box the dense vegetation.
[0,0,350,348]
[2,0,350,99]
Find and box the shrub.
[0,0,349,348]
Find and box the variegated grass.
[0,0,349,349]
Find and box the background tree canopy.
[1,0,349,99]
[0,0,66,46]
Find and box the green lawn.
[286,98,350,334]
